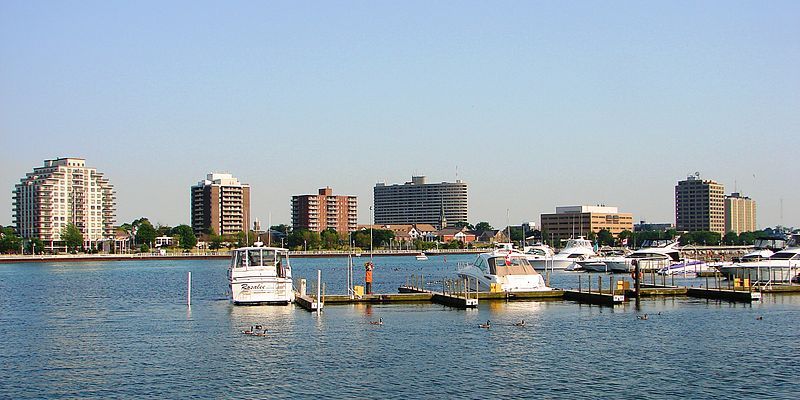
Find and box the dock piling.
[187,271,191,307]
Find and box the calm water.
[1,255,798,399]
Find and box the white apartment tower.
[724,193,756,234]
[13,157,116,251]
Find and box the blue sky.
[1,1,798,229]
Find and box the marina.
[1,255,799,399]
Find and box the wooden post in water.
[609,276,614,296]
[634,261,641,303]
[317,269,322,311]
[598,275,602,294]
[578,275,582,292]
[187,271,191,306]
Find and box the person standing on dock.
[365,261,374,294]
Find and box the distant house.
[155,236,174,248]
[356,224,440,244]
[475,230,509,243]
[437,227,477,243]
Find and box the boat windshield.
[769,252,798,260]
[488,256,537,276]
[233,248,280,268]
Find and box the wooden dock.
[563,290,625,306]
[295,293,323,312]
[686,287,762,302]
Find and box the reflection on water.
[0,258,798,399]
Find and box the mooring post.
[317,269,322,311]
[609,276,614,296]
[187,271,191,307]
[634,262,641,304]
[578,275,582,292]
[598,275,602,293]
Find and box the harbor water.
[1,255,798,399]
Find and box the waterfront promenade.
[0,248,482,263]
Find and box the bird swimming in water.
[756,316,763,320]
[479,320,491,329]
[370,318,383,325]
[513,320,525,327]
[637,314,649,320]
[241,326,255,335]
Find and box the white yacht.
[228,245,295,305]
[522,243,555,263]
[717,247,800,283]
[529,237,596,270]
[456,248,552,292]
[604,240,682,273]
[416,253,429,261]
[656,259,716,276]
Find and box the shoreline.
[0,249,483,264]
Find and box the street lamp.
[304,239,307,252]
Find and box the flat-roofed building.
[191,173,250,236]
[292,187,357,233]
[724,192,756,234]
[540,205,633,242]
[13,157,116,252]
[374,176,467,229]
[675,175,725,234]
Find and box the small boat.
[457,248,552,292]
[228,243,295,305]
[416,253,429,261]
[657,259,716,276]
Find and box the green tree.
[508,226,523,242]
[722,232,739,245]
[320,229,340,249]
[371,229,395,248]
[0,227,22,254]
[474,222,493,231]
[173,225,197,250]
[135,219,157,246]
[156,224,173,237]
[738,231,757,245]
[287,229,321,250]
[352,230,371,249]
[62,223,84,252]
[597,229,615,246]
[454,221,474,230]
[27,237,45,254]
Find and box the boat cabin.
[475,253,538,276]
[231,247,289,278]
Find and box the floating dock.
[563,290,625,306]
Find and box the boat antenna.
[268,212,272,247]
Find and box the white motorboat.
[529,237,596,270]
[523,243,555,264]
[604,240,682,273]
[456,248,552,292]
[416,253,429,261]
[228,244,295,305]
[657,259,716,276]
[717,247,800,283]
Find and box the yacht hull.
[230,277,295,304]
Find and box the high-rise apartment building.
[374,176,468,228]
[540,205,633,242]
[292,187,357,233]
[13,157,116,251]
[675,175,725,234]
[191,173,250,236]
[724,192,756,234]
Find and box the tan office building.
[724,193,756,234]
[13,157,116,252]
[292,187,357,233]
[675,175,725,234]
[540,205,633,242]
[191,173,250,236]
